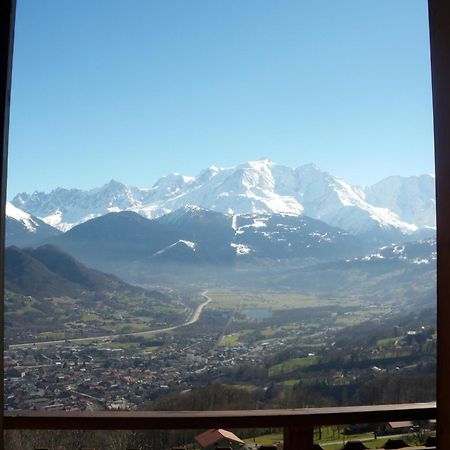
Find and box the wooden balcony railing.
[4,402,436,449]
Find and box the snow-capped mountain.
[364,174,436,229]
[12,180,145,232]
[5,202,61,246]
[6,202,40,231]
[12,160,436,239]
[231,212,365,259]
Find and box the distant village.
[4,314,435,413]
[5,331,286,411]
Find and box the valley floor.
[4,289,436,414]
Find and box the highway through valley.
[9,292,212,350]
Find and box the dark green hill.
[48,209,237,268]
[5,246,83,298]
[49,211,175,265]
[25,244,132,293]
[5,245,143,298]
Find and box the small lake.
[244,308,273,320]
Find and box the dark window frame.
[0,0,16,440]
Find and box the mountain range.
[5,204,430,294]
[5,160,436,291]
[41,206,367,269]
[11,160,436,239]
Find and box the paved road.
[9,292,211,350]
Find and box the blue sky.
[7,0,434,197]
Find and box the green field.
[230,383,259,392]
[206,290,389,314]
[220,330,253,346]
[248,429,417,449]
[377,336,401,347]
[220,334,240,346]
[269,356,320,376]
[207,290,332,311]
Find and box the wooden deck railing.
[4,402,436,449]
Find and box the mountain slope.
[45,208,369,266]
[232,213,366,260]
[5,245,142,298]
[28,245,133,293]
[364,175,435,228]
[47,209,237,266]
[4,245,182,345]
[154,206,236,263]
[6,202,61,247]
[272,239,436,300]
[5,246,83,298]
[48,210,193,265]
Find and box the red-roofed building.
[195,429,245,449]
[386,421,413,434]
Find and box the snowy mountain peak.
[242,159,275,170]
[198,165,221,179]
[6,202,39,232]
[153,172,194,188]
[104,179,124,187]
[96,179,128,193]
[364,174,436,228]
[152,239,197,257]
[5,201,61,247]
[181,204,206,213]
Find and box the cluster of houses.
[4,330,288,411]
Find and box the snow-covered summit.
[11,160,436,238]
[364,174,436,228]
[5,202,61,247]
[6,201,40,232]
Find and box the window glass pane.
[5,1,435,446]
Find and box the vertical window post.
[284,425,314,450]
[0,0,16,445]
[428,0,450,448]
